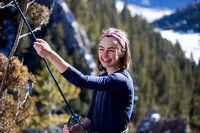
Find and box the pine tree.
[30,60,81,128]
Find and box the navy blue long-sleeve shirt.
[61,66,134,133]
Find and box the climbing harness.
[13,0,91,132]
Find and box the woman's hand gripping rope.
[63,114,91,133]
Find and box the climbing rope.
[13,0,91,132]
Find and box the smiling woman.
[33,27,134,133]
[97,28,131,74]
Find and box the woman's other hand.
[63,124,81,133]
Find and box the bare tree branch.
[14,85,30,122]
[19,19,46,39]
[14,88,21,122]
[19,26,41,39]
[50,0,55,14]
[0,1,15,9]
[27,0,35,8]
[0,0,29,98]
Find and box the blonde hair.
[97,28,132,72]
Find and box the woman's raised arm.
[33,39,69,73]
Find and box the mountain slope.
[152,2,200,32]
[120,0,197,10]
[116,1,173,22]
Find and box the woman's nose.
[103,51,108,57]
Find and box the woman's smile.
[102,58,111,63]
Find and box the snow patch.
[160,30,200,63]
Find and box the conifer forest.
[0,0,200,132]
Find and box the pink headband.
[99,32,126,48]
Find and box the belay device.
[13,0,91,132]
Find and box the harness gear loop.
[68,114,79,126]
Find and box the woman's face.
[98,37,124,74]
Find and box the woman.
[34,28,134,133]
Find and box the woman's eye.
[99,49,104,51]
[109,50,114,52]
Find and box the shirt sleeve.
[61,65,127,92]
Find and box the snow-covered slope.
[116,0,200,64]
[157,29,200,63]
[116,1,173,22]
